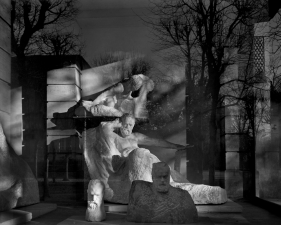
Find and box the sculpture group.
[80,74,154,119]
[86,162,199,223]
[79,74,227,223]
[81,113,227,206]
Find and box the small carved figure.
[85,179,106,222]
[127,162,198,223]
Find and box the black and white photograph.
[1,0,281,224]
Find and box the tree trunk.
[208,81,220,186]
[208,99,217,185]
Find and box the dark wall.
[11,55,91,177]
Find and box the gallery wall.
[0,0,12,146]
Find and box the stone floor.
[18,199,281,225]
[236,199,281,225]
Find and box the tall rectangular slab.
[0,17,11,53]
[47,85,81,102]
[47,65,81,87]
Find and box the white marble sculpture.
[80,74,154,119]
[80,113,227,204]
[85,179,106,222]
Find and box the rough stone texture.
[81,123,227,205]
[0,122,39,212]
[171,182,228,205]
[127,180,198,223]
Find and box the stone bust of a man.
[152,162,171,194]
[127,162,198,223]
[85,179,106,222]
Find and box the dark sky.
[77,0,158,65]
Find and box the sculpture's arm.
[134,132,186,149]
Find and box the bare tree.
[11,0,82,200]
[148,0,268,184]
[11,0,79,57]
[91,52,133,67]
[92,52,153,80]
[36,29,83,56]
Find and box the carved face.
[152,163,170,193]
[120,117,135,138]
[88,181,104,210]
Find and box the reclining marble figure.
[80,74,154,119]
[127,162,198,223]
[80,113,227,204]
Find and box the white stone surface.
[47,85,81,102]
[47,65,81,87]
[171,182,227,205]
[10,87,23,155]
[81,62,123,98]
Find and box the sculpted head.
[87,179,105,210]
[152,162,171,193]
[120,113,135,138]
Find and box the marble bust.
[85,179,106,222]
[127,162,198,223]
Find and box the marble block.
[47,65,81,87]
[47,85,81,102]
[0,18,11,53]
